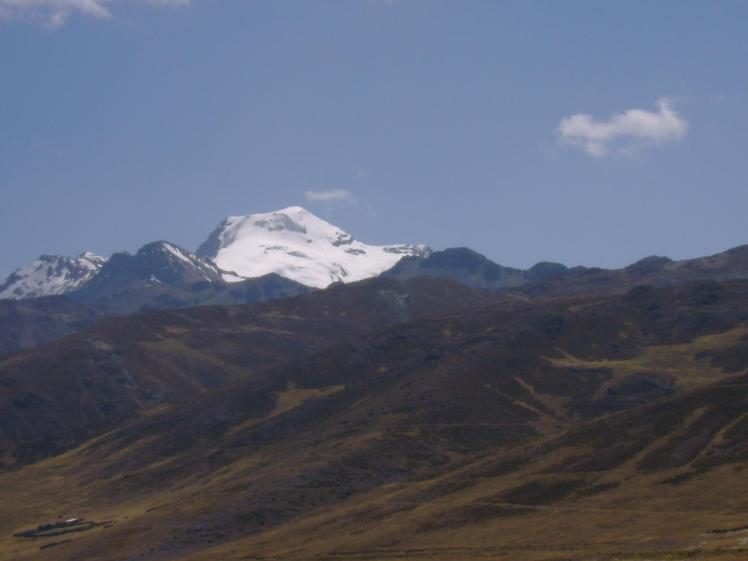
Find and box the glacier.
[197,206,429,288]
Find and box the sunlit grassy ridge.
[547,326,748,396]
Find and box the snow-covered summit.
[197,206,429,288]
[1,207,428,299]
[0,252,107,300]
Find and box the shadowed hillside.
[521,244,748,298]
[2,280,748,560]
[0,277,499,467]
[0,297,99,356]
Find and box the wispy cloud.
[305,189,357,206]
[556,98,688,158]
[0,0,189,29]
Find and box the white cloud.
[0,0,188,29]
[304,189,357,206]
[556,98,688,158]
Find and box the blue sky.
[1,1,747,278]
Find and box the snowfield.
[198,206,429,288]
[0,252,107,300]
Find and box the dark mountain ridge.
[0,296,98,356]
[0,242,312,355]
[0,277,499,467]
[381,246,573,289]
[521,243,748,297]
[4,242,748,357]
[381,243,748,301]
[68,240,311,315]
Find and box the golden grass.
[224,383,345,439]
[547,327,748,398]
[270,383,346,418]
[4,421,748,561]
[172,452,748,561]
[3,328,748,560]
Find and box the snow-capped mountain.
[78,241,239,293]
[0,251,107,300]
[0,207,429,300]
[197,206,429,288]
[68,240,310,314]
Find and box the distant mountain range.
[0,207,428,301]
[382,246,574,289]
[2,207,748,357]
[66,241,309,316]
[4,208,748,561]
[384,244,748,296]
[0,207,576,316]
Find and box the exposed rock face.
[68,241,310,315]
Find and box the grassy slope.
[3,282,748,560]
[0,277,499,468]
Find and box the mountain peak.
[137,240,191,257]
[197,207,428,288]
[224,206,342,237]
[70,240,247,309]
[274,205,310,215]
[97,241,233,287]
[381,248,572,290]
[78,250,106,263]
[0,252,107,300]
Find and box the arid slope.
[2,281,748,560]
